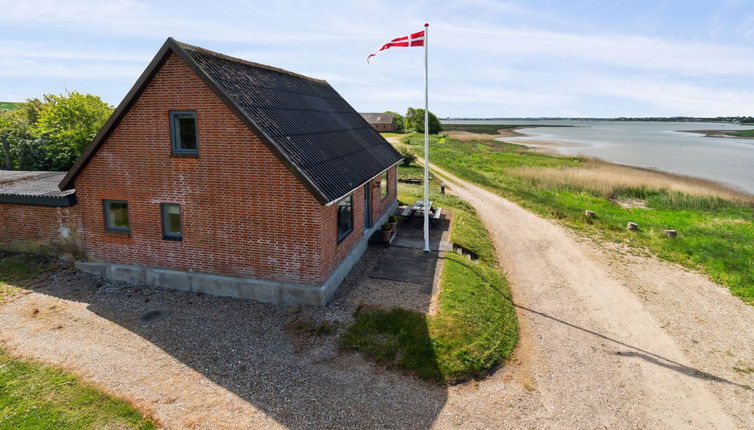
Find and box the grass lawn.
[340,163,518,383]
[0,252,156,429]
[0,102,18,111]
[400,133,754,304]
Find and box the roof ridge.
[173,39,328,85]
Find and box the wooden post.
[663,229,677,238]
[627,222,639,231]
[585,210,596,218]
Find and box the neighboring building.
[360,112,396,132]
[1,38,402,306]
[0,171,81,254]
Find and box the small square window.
[379,172,388,200]
[170,111,198,154]
[103,200,130,232]
[337,194,353,243]
[161,203,182,240]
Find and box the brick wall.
[74,52,396,286]
[0,203,82,254]
[316,165,397,282]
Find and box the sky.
[1,0,753,118]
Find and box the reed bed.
[512,159,754,207]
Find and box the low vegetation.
[0,252,54,302]
[340,163,518,383]
[0,252,155,429]
[441,123,524,134]
[0,348,155,429]
[724,129,754,138]
[400,131,754,304]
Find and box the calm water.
[445,120,754,195]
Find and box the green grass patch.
[0,253,154,428]
[0,252,55,302]
[0,102,19,111]
[723,129,754,138]
[0,348,155,429]
[340,164,518,383]
[401,133,754,304]
[379,132,409,139]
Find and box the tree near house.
[0,92,113,171]
[0,100,42,170]
[405,107,442,134]
[30,91,113,170]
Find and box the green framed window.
[170,111,198,154]
[337,194,353,243]
[103,200,130,232]
[161,203,182,240]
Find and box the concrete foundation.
[76,201,397,306]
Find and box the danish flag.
[367,29,426,63]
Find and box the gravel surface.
[0,251,450,429]
[430,164,754,429]
[1,166,753,429]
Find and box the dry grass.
[512,158,754,204]
[444,129,523,141]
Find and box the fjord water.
[451,120,754,194]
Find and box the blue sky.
[1,0,753,117]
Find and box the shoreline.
[679,129,754,139]
[494,127,754,201]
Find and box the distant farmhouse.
[0,38,401,305]
[360,112,396,132]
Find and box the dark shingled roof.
[60,38,402,204]
[0,171,75,206]
[360,113,395,125]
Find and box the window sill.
[162,236,183,241]
[170,152,199,158]
[104,229,131,237]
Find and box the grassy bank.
[688,129,754,139]
[0,252,156,429]
[340,164,518,383]
[725,129,754,138]
[441,123,524,134]
[400,133,754,304]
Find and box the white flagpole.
[423,22,430,254]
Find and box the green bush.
[399,147,416,166]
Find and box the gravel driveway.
[429,163,754,429]
[1,166,753,429]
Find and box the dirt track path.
[429,163,754,429]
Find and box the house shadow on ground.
[21,216,452,429]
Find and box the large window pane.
[171,111,198,153]
[104,200,130,232]
[162,203,182,239]
[337,195,353,243]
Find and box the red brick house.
[1,38,401,305]
[361,113,397,132]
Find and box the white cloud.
[434,22,754,76]
[1,1,753,116]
